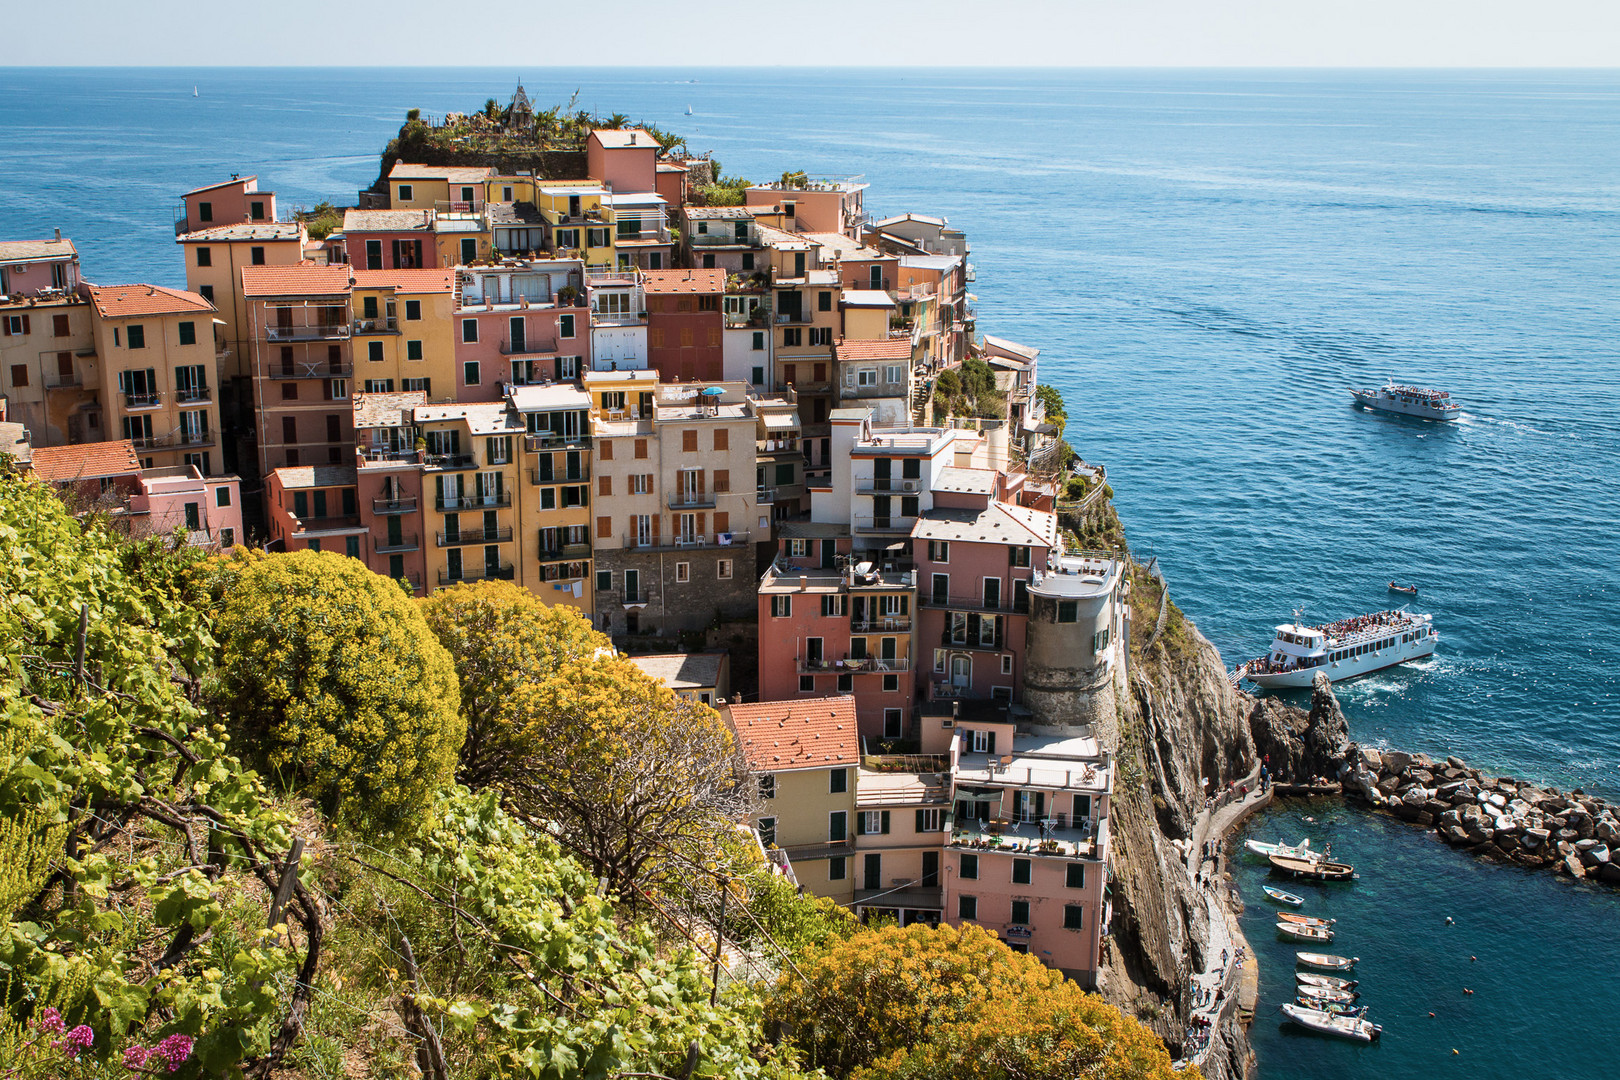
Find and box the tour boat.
[1263,885,1304,906]
[1270,853,1355,880]
[1296,952,1357,971]
[1281,1003,1381,1042]
[1298,996,1369,1018]
[1242,608,1438,689]
[1296,972,1357,992]
[1277,921,1334,943]
[1350,380,1460,421]
[1296,983,1357,1004]
[1245,837,1314,860]
[1278,911,1335,928]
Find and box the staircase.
[910,379,931,426]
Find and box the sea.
[2,66,1616,1079]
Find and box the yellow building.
[387,163,496,213]
[349,269,458,400]
[87,285,225,476]
[0,237,98,449]
[533,184,615,271]
[721,696,860,904]
[412,400,527,591]
[508,382,595,618]
[176,221,307,382]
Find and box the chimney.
[146,286,155,296]
[629,133,636,145]
[54,228,61,242]
[799,574,808,591]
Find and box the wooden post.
[266,837,305,936]
[73,603,88,689]
[710,877,728,1006]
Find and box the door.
[806,637,823,666]
[921,851,939,888]
[869,265,883,290]
[365,240,382,270]
[863,853,882,891]
[983,578,1001,610]
[446,548,463,581]
[461,238,476,264]
[484,545,501,577]
[932,573,948,606]
[678,513,697,544]
[872,495,891,530]
[951,654,971,689]
[386,516,403,547]
[625,568,641,603]
[508,316,525,353]
[873,457,891,491]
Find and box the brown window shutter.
[695,471,705,496]
[598,475,611,497]
[696,513,706,536]
[715,511,729,534]
[596,516,612,539]
[21,315,31,335]
[683,429,697,452]
[53,314,70,337]
[714,428,728,451]
[600,439,613,460]
[713,469,728,493]
[652,515,661,537]
[635,438,647,459]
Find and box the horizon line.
[4,63,1620,71]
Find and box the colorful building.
[27,438,242,549]
[643,268,725,383]
[0,235,96,448]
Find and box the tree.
[1035,383,1067,427]
[205,549,463,831]
[766,922,1188,1080]
[419,581,607,787]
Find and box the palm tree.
[605,113,630,130]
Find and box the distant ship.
[686,105,693,115]
[1350,381,1460,420]
[193,86,199,97]
[1238,609,1437,689]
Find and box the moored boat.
[1281,1002,1381,1042]
[1277,920,1334,942]
[1242,608,1438,689]
[1296,972,1357,992]
[1297,951,1357,971]
[1388,582,1418,595]
[1263,885,1304,906]
[1270,853,1354,880]
[1278,911,1335,927]
[1245,837,1314,859]
[1297,982,1357,1004]
[1299,996,1369,1018]
[1350,380,1460,421]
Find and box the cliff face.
[1092,568,1260,1080]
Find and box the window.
[251,201,265,221]
[397,184,413,201]
[788,538,807,558]
[1002,654,1014,675]
[198,201,213,223]
[717,559,733,580]
[1011,900,1030,925]
[199,284,214,303]
[634,439,648,459]
[1012,859,1032,885]
[463,361,480,385]
[126,325,145,349]
[406,340,423,361]
[682,429,698,452]
[818,291,832,312]
[916,808,943,833]
[883,709,903,738]
[461,319,479,343]
[819,594,846,617]
[782,327,801,347]
[631,473,651,495]
[675,562,690,583]
[742,252,755,270]
[216,486,232,508]
[1057,600,1078,623]
[175,320,197,346]
[929,540,949,563]
[713,428,728,452]
[799,675,815,693]
[9,365,27,388]
[830,768,848,794]
[828,855,846,880]
[250,247,266,266]
[368,340,384,363]
[195,246,212,267]
[282,382,299,400]
[220,528,234,548]
[363,379,392,393]
[859,811,889,835]
[1063,904,1085,930]
[752,334,765,353]
[958,895,977,920]
[559,314,574,338]
[883,674,898,692]
[758,817,776,847]
[758,774,776,799]
[809,327,832,347]
[1010,545,1031,568]
[405,299,421,321]
[595,569,613,595]
[597,475,612,498]
[1066,863,1086,889]
[487,436,511,464]
[829,811,847,842]
[599,439,614,460]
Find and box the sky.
[4,0,1619,67]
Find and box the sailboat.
[685,105,693,115]
[193,86,199,97]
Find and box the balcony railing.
[373,496,417,513]
[436,492,512,511]
[501,336,560,356]
[525,432,589,452]
[620,530,750,553]
[757,437,799,455]
[266,324,350,342]
[437,526,514,547]
[922,594,1029,616]
[843,382,908,399]
[621,590,651,605]
[423,453,475,471]
[352,317,398,335]
[174,430,214,448]
[538,542,592,561]
[530,466,589,485]
[853,514,918,534]
[439,565,515,585]
[374,533,419,554]
[667,491,717,510]
[273,363,353,379]
[690,231,755,247]
[175,386,212,403]
[756,487,777,505]
[123,391,163,410]
[796,654,910,675]
[774,311,814,325]
[44,373,83,390]
[360,448,417,466]
[940,632,1006,652]
[395,573,423,594]
[851,617,913,634]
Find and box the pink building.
[175,175,276,236]
[453,259,587,401]
[586,130,659,195]
[343,210,439,270]
[28,439,242,549]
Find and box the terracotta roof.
[388,163,495,183]
[241,265,354,297]
[0,238,77,263]
[342,209,433,234]
[590,129,659,149]
[723,696,859,772]
[29,440,140,483]
[182,176,256,197]
[177,222,303,243]
[352,390,427,429]
[834,338,911,362]
[353,269,455,294]
[88,284,215,319]
[641,268,725,295]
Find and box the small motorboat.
[1299,996,1369,1018]
[1245,838,1314,860]
[1281,1002,1381,1042]
[1263,885,1305,906]
[1297,972,1357,992]
[1277,921,1334,943]
[1270,853,1355,881]
[1297,983,1357,1004]
[1297,952,1357,971]
[1388,582,1418,595]
[1278,911,1335,927]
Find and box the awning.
[761,412,800,430]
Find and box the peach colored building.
[174,176,276,237]
[264,463,364,557]
[176,220,306,384]
[0,235,96,448]
[29,439,242,549]
[586,129,659,196]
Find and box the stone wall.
[594,544,757,639]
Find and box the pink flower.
[54,1024,95,1059]
[124,1043,151,1069]
[151,1033,194,1072]
[36,1007,65,1035]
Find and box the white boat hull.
[1247,636,1436,689]
[1351,388,1460,420]
[1282,1003,1381,1041]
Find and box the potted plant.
[557,285,578,305]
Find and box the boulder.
[1522,828,1549,850]
[1464,823,1492,846]
[1574,815,1597,841]
[1486,793,1508,810]
[1556,841,1576,859]
[1450,788,1478,806]
[1411,753,1436,768]
[1410,769,1435,786]
[1440,809,1462,830]
[1359,747,1384,773]
[1401,786,1427,806]
[1580,845,1610,868]
[1415,811,1435,827]
[1575,838,1599,852]
[1381,750,1413,775]
[1600,861,1620,885]
[1443,825,1471,846]
[1518,785,1547,805]
[1556,828,1581,844]
[1376,775,1402,796]
[1446,755,1468,770]
[1562,853,1587,879]
[1391,800,1421,821]
[1597,821,1620,845]
[1424,799,1453,819]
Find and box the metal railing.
[756,487,777,505]
[667,491,717,510]
[796,654,911,674]
[266,324,350,342]
[852,514,918,534]
[524,432,589,452]
[501,336,560,356]
[436,492,511,511]
[851,618,913,634]
[922,594,1029,616]
[352,317,398,334]
[437,526,513,547]
[439,565,515,585]
[123,391,163,409]
[44,373,83,390]
[373,496,417,513]
[374,533,419,553]
[271,363,353,379]
[175,386,212,403]
[422,453,475,470]
[538,542,592,561]
[620,530,750,552]
[690,231,756,247]
[530,466,589,485]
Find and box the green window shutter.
[856,813,866,836]
[915,809,925,834]
[1035,792,1046,817]
[880,811,890,835]
[987,731,997,754]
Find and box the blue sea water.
[2,66,1616,1078]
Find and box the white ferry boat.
[1350,381,1460,420]
[1238,609,1437,689]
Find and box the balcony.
[360,449,417,466]
[272,362,353,380]
[530,466,589,485]
[396,573,424,594]
[922,594,1029,617]
[436,492,512,511]
[539,542,592,561]
[175,386,212,404]
[757,437,799,456]
[774,311,814,325]
[852,514,918,534]
[855,478,923,495]
[373,496,417,513]
[843,381,908,400]
[44,373,83,390]
[266,324,350,343]
[688,231,754,248]
[501,336,560,356]
[851,617,913,634]
[291,513,361,531]
[755,487,777,505]
[174,430,215,449]
[352,317,398,335]
[437,526,514,547]
[620,530,750,553]
[423,453,475,471]
[439,565,515,585]
[123,391,163,410]
[796,654,910,675]
[374,533,420,554]
[947,821,1097,861]
[525,432,589,452]
[667,491,717,510]
[940,632,1006,653]
[621,590,651,606]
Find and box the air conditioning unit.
[494,381,506,395]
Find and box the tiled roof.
[641,268,725,295]
[683,206,754,220]
[178,222,303,243]
[352,390,427,429]
[984,335,1039,362]
[834,338,911,362]
[88,284,215,319]
[241,265,354,297]
[0,238,77,263]
[388,163,495,182]
[342,209,433,233]
[353,269,455,294]
[911,501,1058,548]
[182,176,256,197]
[269,464,356,489]
[590,129,659,149]
[626,652,726,690]
[29,440,140,483]
[724,696,859,772]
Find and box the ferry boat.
[1239,609,1437,689]
[1350,380,1461,420]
